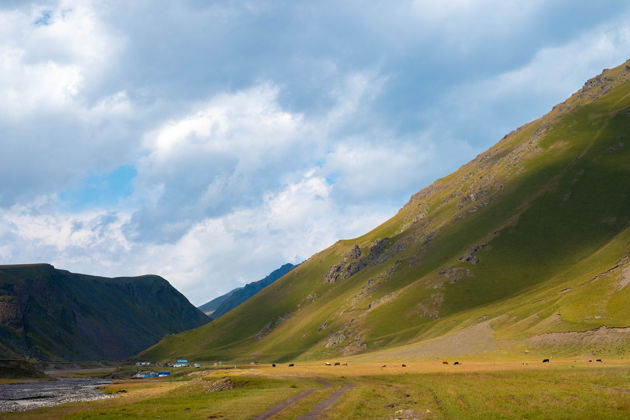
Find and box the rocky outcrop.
[325,239,394,284]
[256,313,292,340]
[324,319,366,355]
[458,244,487,264]
[203,378,234,392]
[436,267,474,287]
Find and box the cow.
[288,364,294,367]
[588,360,593,363]
[453,362,460,365]
[596,359,603,363]
[542,359,550,363]
[272,363,276,367]
[401,364,406,367]
[381,365,387,368]
[442,361,449,365]
[342,363,348,366]
[324,362,331,366]
[334,362,341,366]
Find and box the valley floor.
[3,360,630,419]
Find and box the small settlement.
[133,358,201,378]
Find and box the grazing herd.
[274,358,603,368]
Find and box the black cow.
[453,361,460,365]
[272,363,276,367]
[542,359,550,363]
[596,359,603,363]
[288,363,294,367]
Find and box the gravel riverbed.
[0,378,113,412]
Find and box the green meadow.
[6,362,630,419]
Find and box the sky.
[1,0,630,305]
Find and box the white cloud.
[128,74,398,242]
[2,0,630,306]
[424,12,630,153]
[0,174,393,304]
[0,0,137,206]
[0,1,123,118]
[469,22,630,105]
[146,84,302,161]
[323,140,433,202]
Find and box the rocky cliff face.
[0,264,210,361]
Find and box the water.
[0,377,113,412]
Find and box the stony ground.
[0,378,112,412]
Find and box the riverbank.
[0,378,113,412]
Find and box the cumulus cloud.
[129,84,307,242]
[0,1,137,206]
[0,173,391,304]
[2,0,630,304]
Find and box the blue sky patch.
[59,165,137,210]
[34,10,52,26]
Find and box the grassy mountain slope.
[143,60,630,362]
[198,263,296,318]
[0,264,210,361]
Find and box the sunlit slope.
[143,60,630,362]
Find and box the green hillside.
[0,264,210,361]
[142,60,630,362]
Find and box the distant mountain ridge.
[0,264,210,361]
[199,263,296,318]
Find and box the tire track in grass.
[296,382,355,420]
[251,380,331,420]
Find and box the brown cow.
[442,361,449,365]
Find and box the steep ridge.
[0,264,209,361]
[199,263,297,318]
[198,291,235,317]
[143,60,630,362]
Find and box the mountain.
[198,263,297,318]
[142,60,630,362]
[198,291,235,317]
[0,264,210,361]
